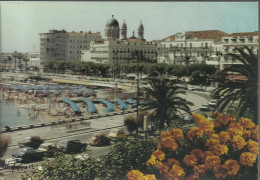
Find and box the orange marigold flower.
[223,159,240,176]
[190,149,203,158]
[202,151,214,160]
[239,118,255,129]
[242,129,251,139]
[183,154,198,167]
[170,128,184,141]
[153,150,165,161]
[240,152,257,167]
[206,138,220,147]
[155,161,169,174]
[231,136,246,150]
[247,139,258,155]
[192,113,208,124]
[220,114,236,125]
[213,165,228,179]
[160,130,170,139]
[198,119,214,134]
[166,158,180,166]
[211,112,221,118]
[193,164,207,175]
[143,174,156,180]
[218,131,230,143]
[187,127,204,140]
[159,137,178,151]
[211,133,219,141]
[126,170,144,180]
[228,123,243,137]
[168,165,186,180]
[212,144,228,156]
[251,126,258,141]
[204,155,221,170]
[213,120,222,128]
[146,155,157,166]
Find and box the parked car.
[18,136,44,149]
[89,133,110,146]
[12,147,44,163]
[199,104,210,111]
[183,114,194,124]
[57,139,87,153]
[188,86,197,91]
[37,143,59,157]
[108,128,126,141]
[209,100,218,107]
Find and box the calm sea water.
[0,101,44,127]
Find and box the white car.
[200,104,210,111]
[208,100,218,107]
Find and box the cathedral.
[105,15,145,41]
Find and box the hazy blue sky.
[1,1,258,53]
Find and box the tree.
[0,135,10,158]
[142,77,193,130]
[214,46,258,123]
[21,139,157,180]
[124,115,138,134]
[22,55,30,73]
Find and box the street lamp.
[131,50,142,117]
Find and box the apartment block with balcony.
[220,31,258,70]
[40,29,102,65]
[158,30,228,65]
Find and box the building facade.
[26,52,41,68]
[39,29,102,65]
[81,16,157,69]
[220,31,258,70]
[158,30,229,65]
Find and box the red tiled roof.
[161,35,175,41]
[67,32,83,36]
[127,38,144,42]
[226,75,248,82]
[226,31,258,37]
[162,30,228,42]
[87,33,101,37]
[185,30,228,41]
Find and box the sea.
[0,101,44,127]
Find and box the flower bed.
[127,113,258,180]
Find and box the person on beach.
[17,110,21,116]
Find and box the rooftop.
[162,30,229,42]
[226,31,259,37]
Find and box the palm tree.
[142,77,193,130]
[7,56,12,70]
[22,55,30,73]
[214,46,258,123]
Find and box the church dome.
[106,15,119,27]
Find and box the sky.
[0,1,258,53]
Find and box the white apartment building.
[81,16,157,68]
[220,31,258,70]
[26,52,41,68]
[158,30,228,65]
[39,29,102,65]
[81,39,157,64]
